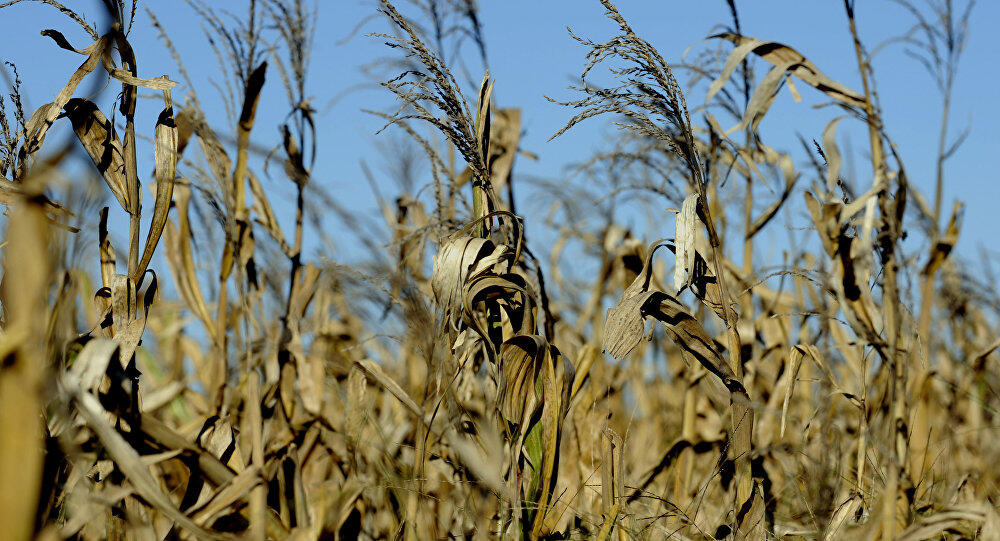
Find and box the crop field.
[0,0,997,539]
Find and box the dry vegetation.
[0,0,998,539]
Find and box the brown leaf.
[63,98,129,211]
[190,466,261,527]
[135,104,178,280]
[922,201,964,276]
[734,60,798,133]
[40,28,86,53]
[604,240,671,359]
[20,36,107,164]
[497,335,547,425]
[432,235,494,325]
[602,283,655,360]
[712,33,866,108]
[66,383,218,539]
[99,207,117,289]
[162,183,213,333]
[673,193,699,292]
[108,69,178,90]
[780,346,806,438]
[823,116,848,191]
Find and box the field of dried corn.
[1,0,997,539]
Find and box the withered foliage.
[0,0,997,539]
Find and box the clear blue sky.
[2,0,998,271]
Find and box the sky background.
[2,0,998,279]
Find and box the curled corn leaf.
[710,33,866,109]
[432,235,495,325]
[63,98,129,211]
[497,334,571,426]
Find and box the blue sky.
[2,0,998,272]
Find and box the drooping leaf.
[63,98,129,211]
[497,334,547,426]
[822,116,848,191]
[20,35,107,164]
[135,103,178,280]
[432,235,495,326]
[711,33,866,108]
[705,36,765,104]
[733,60,797,133]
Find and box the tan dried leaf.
[497,334,547,425]
[63,98,129,211]
[432,235,493,322]
[602,283,655,360]
[673,193,699,292]
[135,103,178,280]
[823,116,848,191]
[20,36,107,163]
[66,384,217,539]
[712,33,866,109]
[108,69,178,90]
[734,60,798,133]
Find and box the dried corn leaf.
[897,503,994,541]
[823,116,847,191]
[354,359,509,498]
[135,103,178,280]
[922,201,964,276]
[138,414,237,488]
[529,347,573,537]
[497,335,547,425]
[108,69,178,90]
[291,333,324,416]
[570,345,597,402]
[109,273,155,362]
[462,273,535,343]
[705,36,765,104]
[734,60,797,133]
[780,345,807,438]
[68,338,119,394]
[188,465,260,526]
[248,170,286,250]
[190,111,233,187]
[712,33,866,109]
[192,470,261,528]
[98,207,117,288]
[197,416,245,473]
[673,193,699,292]
[287,263,321,323]
[603,282,655,360]
[66,383,217,539]
[40,28,87,54]
[354,359,421,415]
[63,98,129,211]
[162,183,213,333]
[432,235,493,322]
[20,36,106,162]
[605,240,680,359]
